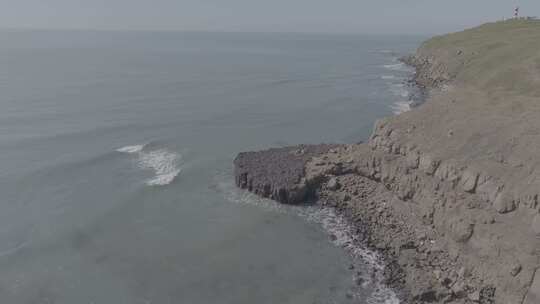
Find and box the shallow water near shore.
[0,30,421,303]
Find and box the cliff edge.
[235,20,540,303]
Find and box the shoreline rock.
[234,144,342,204]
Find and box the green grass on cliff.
[420,19,540,97]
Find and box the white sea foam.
[118,144,182,186]
[383,63,405,71]
[389,84,410,98]
[383,62,413,73]
[302,207,383,269]
[391,101,412,115]
[380,56,417,117]
[116,144,146,154]
[137,149,182,186]
[0,241,29,258]
[303,207,400,304]
[386,82,413,115]
[215,174,289,213]
[214,174,400,304]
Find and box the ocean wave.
[382,63,410,72]
[385,79,414,115]
[116,144,146,154]
[374,50,398,57]
[117,144,181,186]
[138,149,181,186]
[381,75,396,80]
[213,173,400,304]
[389,83,410,98]
[303,207,400,304]
[391,101,412,115]
[214,173,290,213]
[0,241,29,258]
[302,207,382,269]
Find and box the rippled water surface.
[0,30,422,303]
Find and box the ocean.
[0,30,422,304]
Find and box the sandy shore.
[234,20,540,303]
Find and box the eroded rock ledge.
[234,144,341,204]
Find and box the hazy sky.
[3,1,540,34]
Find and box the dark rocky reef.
[234,144,341,204]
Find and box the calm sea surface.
[0,30,422,304]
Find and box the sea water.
[0,30,422,303]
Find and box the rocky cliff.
[234,144,341,204]
[234,20,540,304]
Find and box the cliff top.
[418,19,540,97]
[386,20,540,194]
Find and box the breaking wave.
[389,83,410,98]
[117,144,182,186]
[116,144,146,154]
[213,173,400,304]
[390,83,412,115]
[387,83,412,114]
[304,207,400,304]
[390,101,412,115]
[382,63,409,72]
[381,58,415,115]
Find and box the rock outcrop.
[234,144,341,204]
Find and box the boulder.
[450,219,474,243]
[467,290,480,302]
[493,192,517,214]
[476,176,502,203]
[419,153,440,175]
[434,160,460,184]
[327,177,341,191]
[460,169,479,193]
[406,153,420,169]
[510,262,522,277]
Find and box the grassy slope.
[374,19,540,203]
[420,19,540,97]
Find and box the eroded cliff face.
[304,20,540,304]
[305,127,539,303]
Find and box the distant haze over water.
[3,0,540,34]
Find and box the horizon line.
[0,26,437,37]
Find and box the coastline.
[234,20,540,304]
[233,46,460,301]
